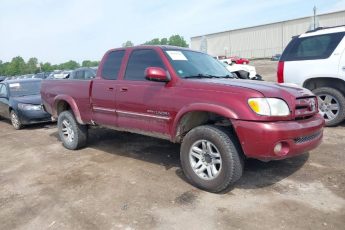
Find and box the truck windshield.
[8,81,41,97]
[164,50,233,79]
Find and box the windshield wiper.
[219,74,235,79]
[184,74,236,79]
[184,74,219,79]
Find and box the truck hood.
[190,78,313,99]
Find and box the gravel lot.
[1,61,344,230]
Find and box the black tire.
[253,74,263,81]
[237,70,250,79]
[180,125,244,193]
[10,110,23,130]
[313,87,345,126]
[57,110,88,150]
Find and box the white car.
[219,59,260,80]
[277,25,345,126]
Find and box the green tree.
[8,56,26,76]
[26,57,39,73]
[41,62,53,72]
[168,35,189,47]
[1,62,11,76]
[82,60,92,67]
[122,40,134,47]
[58,60,80,70]
[144,38,161,45]
[143,35,189,47]
[160,38,168,45]
[82,60,99,67]
[0,60,3,75]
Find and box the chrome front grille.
[295,96,318,119]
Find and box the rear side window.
[281,32,345,61]
[0,84,7,96]
[101,50,125,80]
[124,49,165,81]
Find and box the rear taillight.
[277,61,284,83]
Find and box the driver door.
[116,49,173,137]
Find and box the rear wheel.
[180,125,244,193]
[10,110,22,130]
[58,110,88,150]
[313,87,345,126]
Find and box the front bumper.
[232,113,324,161]
[17,109,52,125]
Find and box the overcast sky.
[1,0,344,64]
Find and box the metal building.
[190,10,345,58]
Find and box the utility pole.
[313,6,317,29]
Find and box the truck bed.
[41,79,93,123]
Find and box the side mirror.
[145,67,170,82]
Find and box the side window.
[75,70,84,80]
[124,49,165,81]
[101,50,125,80]
[85,70,95,79]
[0,84,7,96]
[296,36,331,57]
[282,32,345,61]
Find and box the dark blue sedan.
[0,79,51,129]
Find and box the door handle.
[107,87,114,91]
[120,87,128,92]
[342,66,345,71]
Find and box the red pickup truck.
[41,46,324,192]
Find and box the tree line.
[122,34,189,47]
[1,34,189,76]
[0,57,99,76]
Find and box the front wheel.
[180,125,244,193]
[10,110,23,130]
[58,110,88,150]
[313,87,345,126]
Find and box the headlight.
[248,98,290,116]
[18,103,42,111]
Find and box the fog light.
[274,143,282,154]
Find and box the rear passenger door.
[91,50,125,126]
[116,49,172,138]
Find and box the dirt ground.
[1,61,345,230]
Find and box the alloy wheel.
[317,94,340,122]
[11,112,20,129]
[61,119,75,143]
[189,140,222,180]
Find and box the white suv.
[278,26,345,126]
